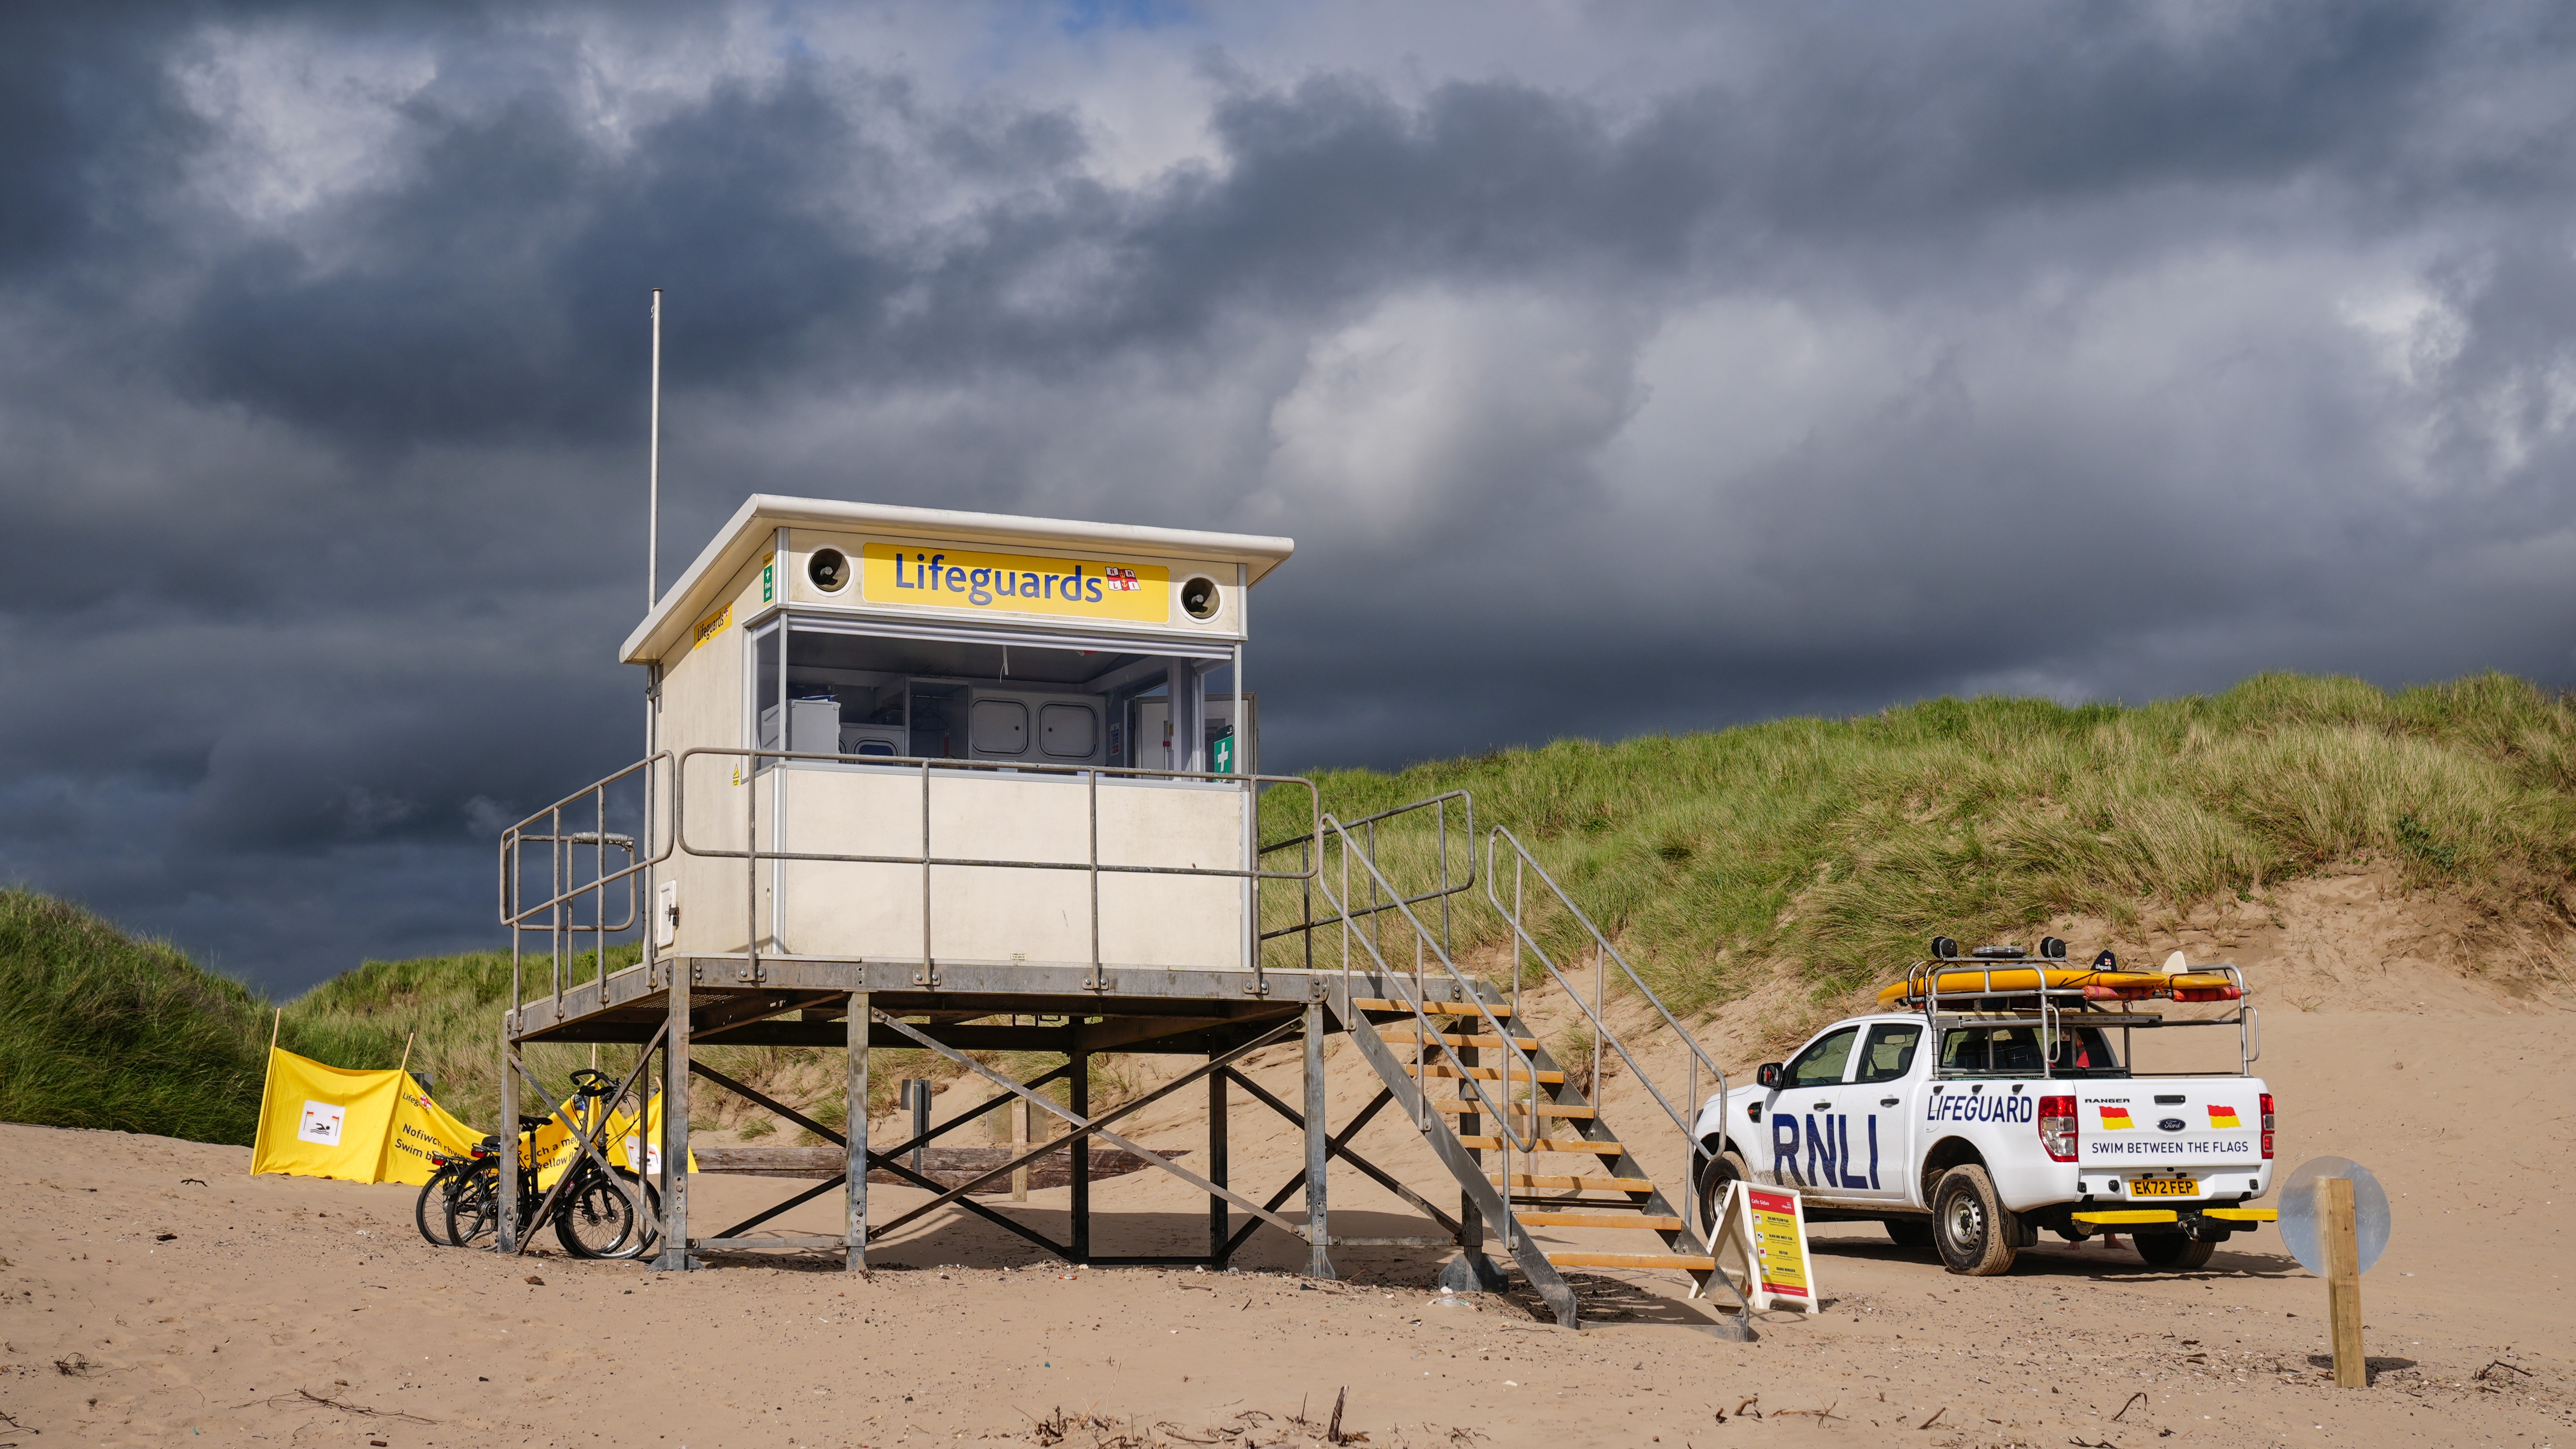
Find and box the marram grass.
[1260,670,2576,1011]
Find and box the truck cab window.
[1939,1025,2123,1077]
[1784,1026,1860,1088]
[1853,1024,1921,1083]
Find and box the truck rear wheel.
[2134,1235,2216,1271]
[1932,1165,2020,1276]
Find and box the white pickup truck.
[1690,940,2275,1274]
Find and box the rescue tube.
[1874,967,2239,1007]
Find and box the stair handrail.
[1258,789,1476,968]
[1313,811,1542,1157]
[1484,825,1729,1221]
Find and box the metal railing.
[1895,959,2261,1079]
[499,753,673,1018]
[1484,826,1729,1232]
[671,747,1322,991]
[1258,790,1476,969]
[1313,813,1543,1169]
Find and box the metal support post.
[654,960,694,1270]
[1069,1053,1091,1263]
[846,991,869,1272]
[1208,1049,1229,1267]
[497,1027,519,1253]
[1459,1042,1482,1258]
[1302,1000,1336,1279]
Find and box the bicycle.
[447,1071,663,1258]
[433,1114,547,1249]
[414,1150,483,1247]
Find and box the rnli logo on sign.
[860,543,1171,624]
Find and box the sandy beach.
[7,884,2572,1447]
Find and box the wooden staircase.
[1296,802,1751,1337]
[1343,993,1744,1331]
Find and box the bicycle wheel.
[414,1162,458,1247]
[552,1166,637,1259]
[446,1163,500,1248]
[596,1170,661,1260]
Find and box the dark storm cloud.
[2,0,2573,986]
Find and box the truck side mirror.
[1756,1063,1785,1090]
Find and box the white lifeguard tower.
[634,496,1288,980]
[490,494,1745,1336]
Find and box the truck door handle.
[1880,1097,1899,1107]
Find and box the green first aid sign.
[1211,731,1235,775]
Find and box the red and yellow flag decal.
[2207,1104,2243,1129]
[2098,1105,2135,1131]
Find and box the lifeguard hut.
[495,495,1746,1333]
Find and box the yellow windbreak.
[250,1050,479,1185]
[251,1047,690,1187]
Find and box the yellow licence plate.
[2130,1177,2197,1197]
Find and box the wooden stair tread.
[1457,1136,1623,1154]
[1433,1102,1595,1119]
[1546,1251,1716,1272]
[1405,1064,1566,1084]
[1492,1173,1656,1192]
[1380,1032,1540,1050]
[1517,1212,1684,1230]
[1354,999,1512,1017]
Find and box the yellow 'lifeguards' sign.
[860,542,1169,623]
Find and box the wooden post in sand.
[1011,1095,1030,1202]
[248,1008,283,1175]
[2322,1177,2366,1387]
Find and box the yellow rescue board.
[1875,968,2238,1007]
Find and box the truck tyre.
[2134,1235,2216,1271]
[1695,1148,1750,1230]
[1931,1165,2020,1276]
[1884,1218,1934,1252]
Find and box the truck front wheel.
[1932,1165,2020,1276]
[1695,1148,1750,1229]
[2134,1235,2216,1271]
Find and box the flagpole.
[398,1030,416,1079]
[648,288,663,609]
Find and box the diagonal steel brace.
[872,1010,1308,1238]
